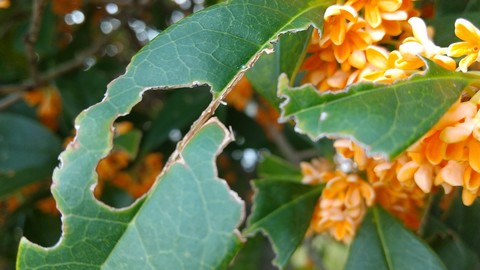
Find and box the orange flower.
[320,19,372,68]
[398,17,455,71]
[323,5,358,46]
[0,0,10,8]
[23,86,63,131]
[447,19,480,72]
[374,178,425,229]
[303,162,374,243]
[363,46,409,83]
[226,76,253,112]
[346,0,406,29]
[301,158,334,185]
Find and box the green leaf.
[346,206,446,270]
[17,119,244,269]
[113,129,142,159]
[18,0,335,267]
[0,113,61,172]
[228,235,275,270]
[425,217,480,270]
[245,179,322,268]
[279,59,480,159]
[258,154,301,181]
[0,114,61,197]
[443,193,480,257]
[247,29,312,107]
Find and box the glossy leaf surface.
[245,179,322,268]
[17,0,334,268]
[346,206,446,270]
[279,60,480,159]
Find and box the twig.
[0,39,106,109]
[24,0,46,86]
[42,38,106,82]
[267,123,302,164]
[417,193,434,237]
[0,92,23,110]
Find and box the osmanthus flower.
[302,35,341,91]
[320,5,371,69]
[345,0,407,30]
[362,45,410,83]
[448,18,480,72]
[322,5,358,46]
[23,86,63,131]
[397,17,456,71]
[0,0,9,9]
[373,177,426,229]
[302,167,375,243]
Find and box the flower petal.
[468,138,480,173]
[441,161,465,186]
[447,42,471,57]
[414,164,433,193]
[365,5,381,28]
[455,18,480,43]
[425,133,446,165]
[462,188,477,206]
[459,53,478,72]
[378,0,402,12]
[397,161,419,182]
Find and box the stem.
[267,123,302,164]
[417,193,434,237]
[24,0,46,86]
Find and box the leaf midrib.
[245,184,322,234]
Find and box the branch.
[267,123,302,164]
[24,0,46,85]
[0,39,106,110]
[0,38,106,94]
[0,92,23,110]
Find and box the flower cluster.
[95,122,164,199]
[301,0,480,242]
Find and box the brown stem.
[267,123,302,164]
[0,92,23,110]
[0,38,106,103]
[24,0,46,86]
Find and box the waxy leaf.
[247,29,312,107]
[245,179,322,268]
[17,0,334,268]
[18,119,244,269]
[346,206,445,270]
[257,154,302,181]
[279,60,480,159]
[0,114,61,197]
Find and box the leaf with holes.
[16,0,335,268]
[245,179,322,268]
[279,59,480,159]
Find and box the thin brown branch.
[267,123,302,164]
[24,0,46,85]
[0,38,106,94]
[0,92,23,110]
[42,38,106,82]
